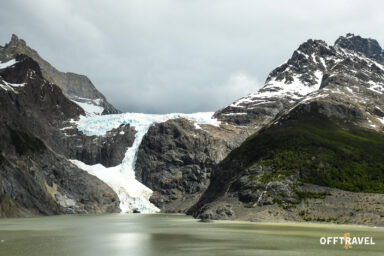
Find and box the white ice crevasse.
[71,112,220,213]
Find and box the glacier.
[71,112,220,213]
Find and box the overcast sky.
[1,0,384,113]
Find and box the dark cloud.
[1,0,384,113]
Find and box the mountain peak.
[214,33,384,126]
[11,34,19,42]
[296,39,328,53]
[0,33,121,114]
[334,33,384,63]
[8,34,27,48]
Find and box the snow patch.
[0,80,25,92]
[314,70,323,84]
[71,97,104,116]
[4,81,25,87]
[222,112,247,116]
[367,81,384,94]
[0,59,16,69]
[345,87,354,94]
[0,83,13,92]
[319,57,327,68]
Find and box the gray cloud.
[1,0,384,113]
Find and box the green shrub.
[229,115,384,194]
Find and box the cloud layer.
[1,0,384,113]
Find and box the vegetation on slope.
[229,116,384,193]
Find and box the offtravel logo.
[320,233,375,249]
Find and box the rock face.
[0,34,120,114]
[0,54,86,154]
[335,33,384,64]
[61,124,136,167]
[0,127,119,217]
[0,54,121,217]
[188,34,384,226]
[135,118,248,212]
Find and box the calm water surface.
[0,214,383,256]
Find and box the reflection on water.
[0,214,383,256]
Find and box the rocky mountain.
[0,54,122,217]
[136,34,384,216]
[135,118,242,212]
[214,33,384,127]
[62,124,136,167]
[188,34,384,225]
[70,112,225,213]
[335,33,384,64]
[0,34,120,115]
[2,32,384,225]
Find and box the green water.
[0,214,383,256]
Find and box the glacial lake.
[0,214,383,256]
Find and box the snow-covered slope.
[71,112,220,213]
[70,96,105,116]
[214,34,384,126]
